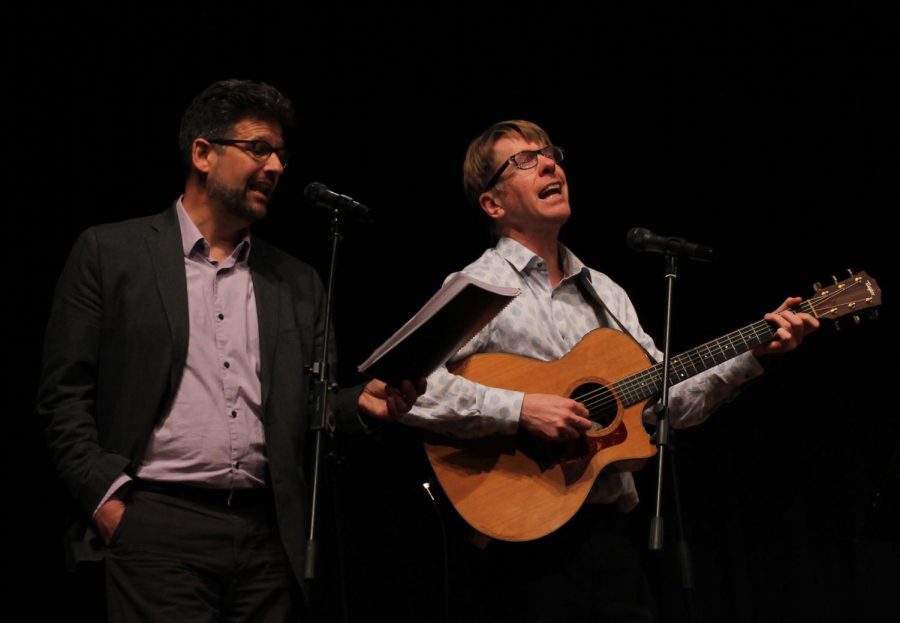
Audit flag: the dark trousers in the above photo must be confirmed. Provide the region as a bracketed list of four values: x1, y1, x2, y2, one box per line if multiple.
[105, 486, 304, 623]
[470, 505, 656, 623]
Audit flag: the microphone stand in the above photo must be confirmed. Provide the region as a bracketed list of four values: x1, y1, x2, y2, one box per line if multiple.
[648, 253, 696, 622]
[304, 203, 346, 583]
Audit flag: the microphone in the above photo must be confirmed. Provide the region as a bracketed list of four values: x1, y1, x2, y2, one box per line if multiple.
[304, 182, 370, 216]
[626, 227, 715, 262]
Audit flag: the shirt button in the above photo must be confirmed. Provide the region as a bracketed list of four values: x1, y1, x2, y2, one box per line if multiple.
[218, 313, 224, 320]
[230, 410, 237, 418]
[224, 361, 230, 369]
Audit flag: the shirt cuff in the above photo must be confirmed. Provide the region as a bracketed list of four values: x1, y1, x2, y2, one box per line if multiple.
[332, 383, 373, 436]
[482, 386, 524, 435]
[92, 473, 132, 518]
[725, 351, 766, 384]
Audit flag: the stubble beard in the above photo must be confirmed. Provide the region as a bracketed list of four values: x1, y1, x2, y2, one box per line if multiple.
[208, 178, 267, 223]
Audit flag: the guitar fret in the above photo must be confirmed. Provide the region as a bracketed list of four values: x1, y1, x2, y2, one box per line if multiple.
[616, 368, 659, 406]
[699, 342, 716, 368]
[721, 335, 737, 357]
[670, 357, 688, 383]
[690, 344, 714, 374]
[735, 328, 751, 352]
[707, 342, 723, 365]
[684, 351, 700, 376]
[718, 337, 734, 357]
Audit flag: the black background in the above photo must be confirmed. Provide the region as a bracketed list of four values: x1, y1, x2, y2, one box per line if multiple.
[11, 3, 896, 621]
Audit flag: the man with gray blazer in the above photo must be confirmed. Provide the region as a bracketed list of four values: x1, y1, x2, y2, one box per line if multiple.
[37, 79, 422, 622]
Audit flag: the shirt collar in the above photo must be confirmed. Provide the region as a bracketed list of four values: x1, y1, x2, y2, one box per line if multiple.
[495, 236, 591, 283]
[175, 197, 252, 262]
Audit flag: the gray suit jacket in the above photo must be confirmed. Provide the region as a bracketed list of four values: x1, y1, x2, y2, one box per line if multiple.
[37, 204, 366, 584]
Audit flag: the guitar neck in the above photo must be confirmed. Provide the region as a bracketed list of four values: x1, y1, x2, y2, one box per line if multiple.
[613, 300, 814, 407]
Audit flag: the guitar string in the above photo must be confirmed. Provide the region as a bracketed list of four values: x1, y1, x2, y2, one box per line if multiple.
[565, 282, 873, 418]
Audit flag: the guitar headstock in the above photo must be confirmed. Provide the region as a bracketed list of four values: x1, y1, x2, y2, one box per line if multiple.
[807, 270, 881, 324]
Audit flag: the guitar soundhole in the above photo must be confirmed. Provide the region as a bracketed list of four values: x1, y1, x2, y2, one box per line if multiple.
[573, 382, 617, 428]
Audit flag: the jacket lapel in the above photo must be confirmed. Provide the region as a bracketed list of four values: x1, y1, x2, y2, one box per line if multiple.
[147, 206, 190, 394]
[249, 246, 280, 408]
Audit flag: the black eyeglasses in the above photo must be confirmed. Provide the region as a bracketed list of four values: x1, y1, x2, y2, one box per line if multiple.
[483, 145, 564, 191]
[206, 138, 291, 169]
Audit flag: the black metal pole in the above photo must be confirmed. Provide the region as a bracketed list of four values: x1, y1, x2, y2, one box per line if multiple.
[305, 207, 343, 581]
[648, 253, 696, 622]
[649, 253, 677, 552]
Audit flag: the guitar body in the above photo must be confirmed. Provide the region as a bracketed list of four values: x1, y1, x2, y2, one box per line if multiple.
[424, 328, 658, 542]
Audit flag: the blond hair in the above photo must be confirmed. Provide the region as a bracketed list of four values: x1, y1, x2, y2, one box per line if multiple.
[462, 120, 551, 207]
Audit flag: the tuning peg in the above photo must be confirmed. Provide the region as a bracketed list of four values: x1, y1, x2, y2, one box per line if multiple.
[852, 314, 861, 325]
[867, 309, 879, 321]
[833, 320, 842, 331]
[832, 275, 839, 285]
[846, 269, 855, 278]
[813, 281, 823, 292]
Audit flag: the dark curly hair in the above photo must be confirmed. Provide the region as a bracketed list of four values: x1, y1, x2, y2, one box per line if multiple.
[178, 79, 295, 167]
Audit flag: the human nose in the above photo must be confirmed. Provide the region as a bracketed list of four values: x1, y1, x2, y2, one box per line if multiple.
[537, 152, 557, 175]
[263, 152, 286, 175]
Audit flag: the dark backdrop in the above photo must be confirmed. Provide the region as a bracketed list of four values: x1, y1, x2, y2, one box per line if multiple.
[10, 3, 896, 621]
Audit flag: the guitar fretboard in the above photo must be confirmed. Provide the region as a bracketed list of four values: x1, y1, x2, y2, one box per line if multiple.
[613, 300, 814, 406]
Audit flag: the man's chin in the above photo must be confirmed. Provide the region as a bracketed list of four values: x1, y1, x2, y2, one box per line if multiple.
[544, 204, 570, 224]
[246, 191, 273, 219]
[248, 202, 268, 220]
[229, 199, 267, 223]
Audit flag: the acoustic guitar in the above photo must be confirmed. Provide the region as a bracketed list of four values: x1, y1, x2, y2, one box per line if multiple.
[423, 271, 881, 541]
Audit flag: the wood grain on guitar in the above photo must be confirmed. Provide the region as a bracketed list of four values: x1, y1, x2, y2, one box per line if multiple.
[423, 271, 882, 542]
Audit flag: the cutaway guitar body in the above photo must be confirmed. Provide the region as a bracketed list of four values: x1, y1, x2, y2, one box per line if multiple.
[425, 329, 656, 542]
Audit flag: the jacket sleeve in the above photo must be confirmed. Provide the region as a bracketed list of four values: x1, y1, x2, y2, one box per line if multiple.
[36, 229, 130, 517]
